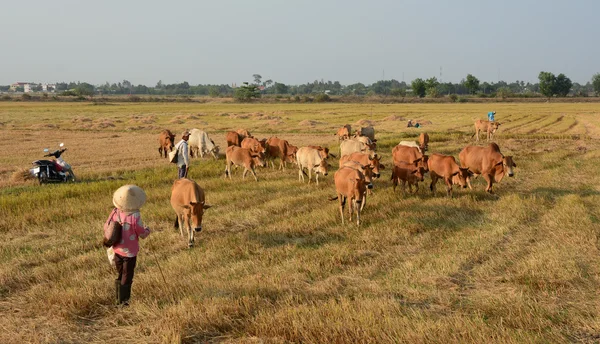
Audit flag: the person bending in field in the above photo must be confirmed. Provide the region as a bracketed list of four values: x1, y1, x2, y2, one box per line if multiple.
[488, 111, 496, 122]
[105, 184, 151, 306]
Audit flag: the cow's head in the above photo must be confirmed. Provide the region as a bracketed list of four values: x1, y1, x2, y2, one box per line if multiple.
[168, 133, 175, 149]
[413, 155, 429, 172]
[315, 159, 330, 176]
[251, 152, 267, 168]
[490, 122, 500, 133]
[451, 167, 473, 188]
[189, 202, 211, 232]
[369, 154, 385, 178]
[503, 156, 516, 177]
[353, 177, 367, 202]
[412, 167, 426, 182]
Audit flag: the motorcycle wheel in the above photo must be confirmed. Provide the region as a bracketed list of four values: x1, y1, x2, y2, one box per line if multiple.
[38, 172, 48, 185]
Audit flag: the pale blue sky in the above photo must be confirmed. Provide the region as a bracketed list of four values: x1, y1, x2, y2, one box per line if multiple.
[1, 0, 598, 86]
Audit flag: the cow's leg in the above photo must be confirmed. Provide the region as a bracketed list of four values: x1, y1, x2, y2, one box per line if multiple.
[444, 178, 453, 198]
[316, 172, 319, 186]
[308, 168, 312, 184]
[225, 160, 232, 179]
[484, 174, 494, 193]
[339, 194, 345, 224]
[355, 200, 361, 226]
[250, 167, 259, 182]
[178, 214, 185, 237]
[360, 192, 366, 212]
[348, 198, 354, 223]
[158, 147, 163, 157]
[298, 166, 304, 182]
[242, 168, 248, 179]
[430, 175, 438, 195]
[475, 127, 480, 142]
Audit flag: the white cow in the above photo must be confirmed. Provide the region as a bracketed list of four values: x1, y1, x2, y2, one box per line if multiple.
[398, 141, 423, 153]
[297, 146, 331, 185]
[189, 129, 219, 160]
[340, 138, 375, 158]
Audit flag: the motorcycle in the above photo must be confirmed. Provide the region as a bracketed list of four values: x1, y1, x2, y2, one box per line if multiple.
[30, 143, 76, 184]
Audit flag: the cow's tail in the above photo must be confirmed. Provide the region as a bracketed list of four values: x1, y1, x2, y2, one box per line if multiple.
[328, 196, 338, 201]
[173, 216, 179, 229]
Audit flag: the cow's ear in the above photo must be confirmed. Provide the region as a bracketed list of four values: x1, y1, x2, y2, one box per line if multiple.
[203, 204, 211, 210]
[379, 164, 385, 170]
[372, 139, 377, 142]
[512, 162, 517, 167]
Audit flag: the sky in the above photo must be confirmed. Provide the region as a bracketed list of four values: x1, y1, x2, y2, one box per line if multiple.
[1, 0, 598, 86]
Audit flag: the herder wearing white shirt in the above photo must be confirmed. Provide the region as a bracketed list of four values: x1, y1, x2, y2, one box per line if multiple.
[175, 130, 191, 178]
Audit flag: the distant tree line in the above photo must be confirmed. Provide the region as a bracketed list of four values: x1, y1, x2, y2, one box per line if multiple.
[2, 72, 600, 99]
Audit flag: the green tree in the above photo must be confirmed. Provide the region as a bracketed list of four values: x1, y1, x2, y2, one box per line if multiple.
[425, 77, 439, 90]
[273, 82, 288, 94]
[208, 86, 220, 97]
[592, 74, 600, 96]
[252, 74, 262, 85]
[234, 83, 261, 101]
[554, 73, 572, 97]
[74, 82, 95, 96]
[464, 74, 480, 94]
[538, 71, 557, 97]
[411, 78, 426, 98]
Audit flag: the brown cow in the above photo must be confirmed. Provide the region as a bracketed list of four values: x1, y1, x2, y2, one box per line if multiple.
[226, 131, 242, 147]
[225, 146, 266, 182]
[335, 124, 352, 142]
[171, 178, 211, 248]
[236, 128, 252, 139]
[339, 152, 385, 179]
[329, 167, 368, 226]
[308, 145, 336, 160]
[241, 137, 267, 154]
[419, 132, 430, 152]
[459, 143, 516, 193]
[266, 137, 296, 170]
[391, 162, 426, 195]
[340, 160, 374, 211]
[392, 145, 429, 172]
[473, 120, 500, 142]
[158, 129, 175, 158]
[427, 153, 472, 197]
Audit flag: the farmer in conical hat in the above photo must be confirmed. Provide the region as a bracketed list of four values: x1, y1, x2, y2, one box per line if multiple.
[105, 184, 151, 306]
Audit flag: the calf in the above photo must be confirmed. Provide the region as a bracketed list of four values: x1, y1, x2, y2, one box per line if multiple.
[473, 120, 501, 142]
[391, 162, 426, 196]
[427, 153, 472, 198]
[297, 146, 331, 185]
[158, 129, 175, 158]
[335, 124, 352, 142]
[459, 143, 516, 193]
[329, 167, 368, 226]
[225, 146, 266, 182]
[340, 160, 374, 211]
[170, 178, 211, 248]
[241, 137, 267, 155]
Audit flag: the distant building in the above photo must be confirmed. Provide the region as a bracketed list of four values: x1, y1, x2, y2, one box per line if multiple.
[42, 84, 56, 92]
[10, 82, 32, 91]
[9, 82, 55, 93]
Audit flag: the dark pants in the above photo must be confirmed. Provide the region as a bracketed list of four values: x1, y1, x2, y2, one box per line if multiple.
[178, 165, 187, 179]
[114, 253, 137, 304]
[115, 253, 137, 285]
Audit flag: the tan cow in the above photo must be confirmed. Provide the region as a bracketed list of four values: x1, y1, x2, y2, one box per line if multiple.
[188, 129, 219, 159]
[266, 137, 296, 170]
[170, 178, 211, 248]
[340, 138, 376, 158]
[297, 146, 331, 185]
[392, 145, 429, 172]
[308, 145, 336, 160]
[427, 153, 472, 198]
[419, 132, 430, 152]
[335, 124, 352, 142]
[339, 152, 385, 179]
[398, 141, 422, 153]
[340, 160, 374, 211]
[158, 129, 175, 158]
[473, 120, 500, 142]
[225, 146, 266, 182]
[329, 167, 368, 226]
[241, 137, 267, 154]
[391, 162, 426, 195]
[459, 143, 516, 193]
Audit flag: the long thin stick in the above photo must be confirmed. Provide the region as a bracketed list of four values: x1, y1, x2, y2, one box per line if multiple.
[147, 249, 167, 285]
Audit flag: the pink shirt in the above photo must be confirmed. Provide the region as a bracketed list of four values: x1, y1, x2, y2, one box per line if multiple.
[106, 209, 150, 257]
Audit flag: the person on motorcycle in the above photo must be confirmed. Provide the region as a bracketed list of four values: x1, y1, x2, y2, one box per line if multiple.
[105, 185, 151, 306]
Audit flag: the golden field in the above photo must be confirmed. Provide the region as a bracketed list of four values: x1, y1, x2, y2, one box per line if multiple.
[1, 101, 599, 343]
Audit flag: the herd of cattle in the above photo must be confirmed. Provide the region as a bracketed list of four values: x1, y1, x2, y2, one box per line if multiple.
[158, 119, 516, 245]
